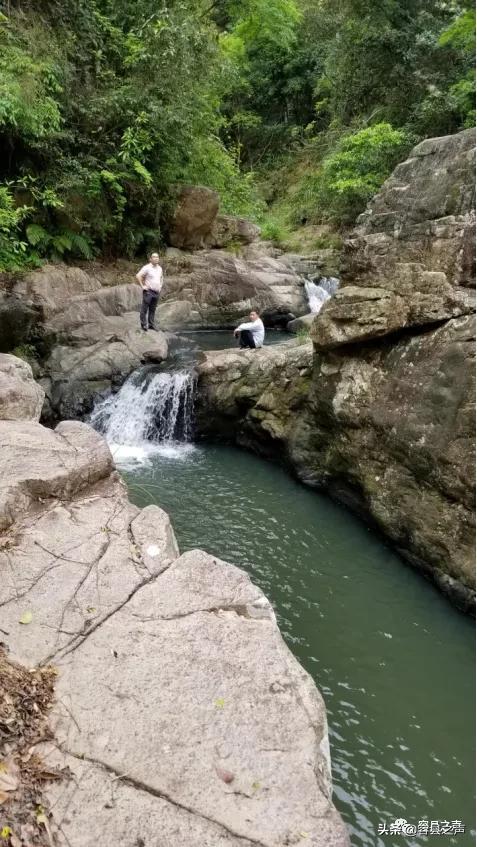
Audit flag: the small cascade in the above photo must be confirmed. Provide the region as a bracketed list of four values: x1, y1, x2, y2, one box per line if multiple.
[90, 367, 196, 463]
[305, 276, 340, 314]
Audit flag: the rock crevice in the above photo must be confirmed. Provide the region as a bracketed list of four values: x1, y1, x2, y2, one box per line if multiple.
[197, 130, 476, 611]
[0, 353, 349, 846]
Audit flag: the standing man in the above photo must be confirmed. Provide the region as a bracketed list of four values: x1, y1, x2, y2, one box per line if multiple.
[234, 310, 265, 349]
[136, 252, 164, 331]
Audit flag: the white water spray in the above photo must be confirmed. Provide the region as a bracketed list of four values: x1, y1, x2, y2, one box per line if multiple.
[305, 277, 340, 314]
[90, 368, 196, 465]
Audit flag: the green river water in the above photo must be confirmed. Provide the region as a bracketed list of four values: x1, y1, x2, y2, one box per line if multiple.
[91, 331, 475, 846]
[123, 444, 475, 847]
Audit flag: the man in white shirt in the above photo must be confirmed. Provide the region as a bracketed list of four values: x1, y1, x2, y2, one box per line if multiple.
[136, 252, 164, 331]
[234, 310, 265, 349]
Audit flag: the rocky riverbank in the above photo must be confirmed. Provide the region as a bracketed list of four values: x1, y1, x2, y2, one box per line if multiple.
[0, 236, 320, 421]
[197, 129, 476, 612]
[0, 352, 349, 846]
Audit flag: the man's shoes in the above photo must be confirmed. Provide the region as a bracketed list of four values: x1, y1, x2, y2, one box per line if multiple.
[141, 326, 148, 332]
[148, 326, 158, 331]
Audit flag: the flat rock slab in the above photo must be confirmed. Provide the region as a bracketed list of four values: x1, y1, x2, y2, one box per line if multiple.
[44, 550, 347, 846]
[0, 381, 349, 846]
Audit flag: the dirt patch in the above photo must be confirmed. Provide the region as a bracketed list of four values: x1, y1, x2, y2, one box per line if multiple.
[0, 648, 63, 846]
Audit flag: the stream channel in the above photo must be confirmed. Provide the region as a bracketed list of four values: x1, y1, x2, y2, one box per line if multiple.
[90, 330, 476, 847]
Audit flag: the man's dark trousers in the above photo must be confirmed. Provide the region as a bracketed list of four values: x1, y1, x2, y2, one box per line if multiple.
[239, 329, 256, 349]
[140, 289, 159, 330]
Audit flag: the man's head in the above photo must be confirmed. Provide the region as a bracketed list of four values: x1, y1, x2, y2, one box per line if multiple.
[250, 310, 259, 321]
[150, 252, 160, 266]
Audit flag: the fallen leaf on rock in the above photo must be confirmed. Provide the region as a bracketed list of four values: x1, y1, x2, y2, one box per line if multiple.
[215, 767, 235, 784]
[1, 826, 12, 839]
[18, 611, 33, 625]
[0, 762, 18, 792]
[214, 698, 225, 709]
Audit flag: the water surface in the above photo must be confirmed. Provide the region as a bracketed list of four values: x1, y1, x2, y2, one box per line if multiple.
[122, 444, 475, 847]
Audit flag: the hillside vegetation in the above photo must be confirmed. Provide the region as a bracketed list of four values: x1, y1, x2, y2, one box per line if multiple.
[0, 0, 474, 268]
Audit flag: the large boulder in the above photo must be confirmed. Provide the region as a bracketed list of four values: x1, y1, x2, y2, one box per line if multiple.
[313, 128, 475, 349]
[168, 185, 220, 249]
[197, 341, 313, 447]
[206, 214, 261, 248]
[3, 265, 168, 421]
[0, 353, 45, 421]
[287, 313, 315, 332]
[197, 130, 476, 611]
[40, 315, 168, 420]
[0, 411, 349, 846]
[161, 248, 307, 328]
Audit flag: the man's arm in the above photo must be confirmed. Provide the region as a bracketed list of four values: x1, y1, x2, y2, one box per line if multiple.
[136, 267, 147, 287]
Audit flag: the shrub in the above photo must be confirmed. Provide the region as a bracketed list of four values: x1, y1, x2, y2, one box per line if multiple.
[313, 124, 412, 226]
[0, 187, 31, 271]
[290, 124, 412, 228]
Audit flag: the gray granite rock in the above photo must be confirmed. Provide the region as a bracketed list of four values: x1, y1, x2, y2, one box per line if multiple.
[0, 389, 349, 846]
[196, 130, 476, 612]
[0, 353, 45, 420]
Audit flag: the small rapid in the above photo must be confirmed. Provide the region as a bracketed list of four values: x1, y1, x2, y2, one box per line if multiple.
[90, 366, 196, 465]
[305, 276, 340, 314]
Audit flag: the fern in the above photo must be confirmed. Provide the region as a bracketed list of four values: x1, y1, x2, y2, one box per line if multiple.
[51, 233, 72, 253]
[69, 232, 93, 259]
[26, 223, 49, 246]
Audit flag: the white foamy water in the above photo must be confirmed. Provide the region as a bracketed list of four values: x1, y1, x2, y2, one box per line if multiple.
[90, 368, 196, 466]
[305, 277, 340, 314]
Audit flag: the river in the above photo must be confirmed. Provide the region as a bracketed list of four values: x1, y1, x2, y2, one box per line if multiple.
[90, 332, 476, 846]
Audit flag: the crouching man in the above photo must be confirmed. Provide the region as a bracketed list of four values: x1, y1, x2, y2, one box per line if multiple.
[136, 251, 163, 331]
[234, 310, 265, 349]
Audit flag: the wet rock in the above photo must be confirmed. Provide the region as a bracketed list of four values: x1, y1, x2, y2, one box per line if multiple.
[197, 342, 313, 449]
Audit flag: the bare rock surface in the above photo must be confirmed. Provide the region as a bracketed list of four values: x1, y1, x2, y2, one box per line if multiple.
[0, 355, 349, 846]
[313, 128, 476, 349]
[197, 130, 476, 611]
[206, 214, 261, 248]
[0, 353, 45, 420]
[161, 247, 307, 329]
[0, 239, 309, 419]
[2, 267, 168, 420]
[168, 185, 220, 249]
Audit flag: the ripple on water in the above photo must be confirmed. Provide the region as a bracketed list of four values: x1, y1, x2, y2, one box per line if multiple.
[123, 444, 476, 847]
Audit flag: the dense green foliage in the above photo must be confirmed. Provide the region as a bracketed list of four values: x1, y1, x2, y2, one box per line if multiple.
[0, 0, 474, 267]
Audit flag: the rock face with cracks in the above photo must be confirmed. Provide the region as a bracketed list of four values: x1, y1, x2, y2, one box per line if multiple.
[197, 130, 476, 612]
[0, 243, 308, 420]
[0, 355, 349, 847]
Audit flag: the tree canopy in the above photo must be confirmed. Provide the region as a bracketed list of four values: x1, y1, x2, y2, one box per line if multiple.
[0, 0, 474, 268]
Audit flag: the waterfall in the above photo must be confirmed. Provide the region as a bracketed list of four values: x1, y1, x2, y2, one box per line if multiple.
[90, 367, 196, 464]
[305, 276, 340, 314]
